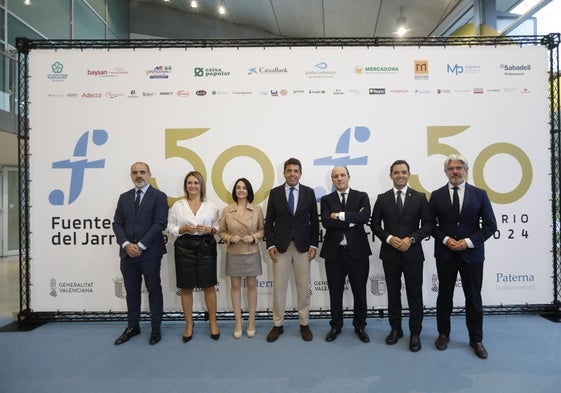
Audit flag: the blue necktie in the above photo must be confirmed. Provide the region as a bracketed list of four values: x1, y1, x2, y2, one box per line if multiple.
[288, 187, 295, 216]
[135, 189, 142, 212]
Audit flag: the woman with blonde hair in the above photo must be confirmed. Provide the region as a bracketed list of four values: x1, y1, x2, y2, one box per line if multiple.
[168, 171, 220, 342]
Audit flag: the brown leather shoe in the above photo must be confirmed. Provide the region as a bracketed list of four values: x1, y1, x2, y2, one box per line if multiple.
[435, 334, 449, 350]
[470, 341, 488, 359]
[266, 326, 284, 342]
[409, 335, 421, 352]
[300, 325, 313, 341]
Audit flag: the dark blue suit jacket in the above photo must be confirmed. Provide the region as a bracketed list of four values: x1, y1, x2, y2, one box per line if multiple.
[113, 185, 168, 259]
[371, 187, 432, 263]
[320, 189, 371, 260]
[264, 183, 319, 253]
[429, 183, 497, 264]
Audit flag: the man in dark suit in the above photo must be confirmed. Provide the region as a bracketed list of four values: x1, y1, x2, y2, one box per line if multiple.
[371, 160, 432, 352]
[320, 166, 372, 343]
[429, 154, 497, 359]
[112, 161, 168, 346]
[264, 157, 319, 342]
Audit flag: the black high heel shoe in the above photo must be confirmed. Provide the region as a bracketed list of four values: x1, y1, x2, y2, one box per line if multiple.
[210, 324, 220, 341]
[183, 322, 194, 343]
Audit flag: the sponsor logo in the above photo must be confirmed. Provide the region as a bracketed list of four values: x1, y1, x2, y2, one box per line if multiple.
[114, 277, 148, 299]
[355, 65, 399, 75]
[142, 91, 156, 97]
[332, 89, 344, 95]
[232, 90, 253, 95]
[370, 274, 386, 296]
[194, 67, 231, 77]
[305, 62, 336, 78]
[127, 90, 139, 98]
[293, 89, 306, 95]
[414, 60, 429, 80]
[48, 62, 68, 82]
[49, 129, 108, 205]
[48, 93, 64, 98]
[82, 92, 103, 98]
[414, 89, 431, 94]
[495, 272, 536, 291]
[389, 89, 409, 94]
[105, 91, 124, 99]
[49, 278, 94, 297]
[196, 90, 207, 96]
[159, 91, 174, 96]
[211, 90, 228, 95]
[446, 64, 481, 75]
[437, 89, 451, 94]
[248, 66, 288, 75]
[146, 66, 172, 79]
[177, 90, 190, 97]
[473, 88, 484, 94]
[501, 63, 531, 76]
[66, 93, 79, 98]
[308, 89, 326, 94]
[88, 68, 128, 78]
[369, 88, 385, 95]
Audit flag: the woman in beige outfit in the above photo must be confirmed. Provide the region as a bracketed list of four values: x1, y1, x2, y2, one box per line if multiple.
[218, 178, 264, 338]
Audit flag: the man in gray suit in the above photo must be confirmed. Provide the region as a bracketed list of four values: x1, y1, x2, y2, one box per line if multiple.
[112, 161, 168, 346]
[264, 158, 319, 342]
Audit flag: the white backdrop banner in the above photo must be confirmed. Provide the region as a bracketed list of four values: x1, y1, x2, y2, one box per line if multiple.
[27, 44, 552, 313]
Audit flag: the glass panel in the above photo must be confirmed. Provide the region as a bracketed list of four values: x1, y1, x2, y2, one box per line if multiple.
[0, 55, 17, 113]
[87, 0, 106, 19]
[7, 14, 42, 47]
[108, 0, 129, 39]
[75, 0, 105, 39]
[8, 0, 70, 39]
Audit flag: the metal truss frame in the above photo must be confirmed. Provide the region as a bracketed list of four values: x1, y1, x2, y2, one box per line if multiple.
[15, 34, 560, 324]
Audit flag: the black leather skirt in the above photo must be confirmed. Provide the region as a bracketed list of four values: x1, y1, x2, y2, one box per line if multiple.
[174, 234, 217, 289]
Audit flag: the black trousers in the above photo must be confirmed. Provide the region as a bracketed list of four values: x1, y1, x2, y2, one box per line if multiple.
[382, 251, 424, 335]
[436, 253, 484, 342]
[325, 246, 369, 331]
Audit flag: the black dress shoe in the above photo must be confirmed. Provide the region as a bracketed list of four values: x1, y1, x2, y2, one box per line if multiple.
[266, 326, 284, 342]
[325, 328, 341, 342]
[114, 327, 140, 345]
[385, 328, 404, 345]
[435, 334, 449, 350]
[470, 341, 488, 359]
[354, 328, 370, 343]
[409, 335, 422, 352]
[149, 328, 161, 345]
[183, 322, 194, 343]
[300, 325, 313, 342]
[210, 331, 220, 341]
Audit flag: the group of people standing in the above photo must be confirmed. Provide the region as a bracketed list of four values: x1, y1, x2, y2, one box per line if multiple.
[111, 154, 497, 360]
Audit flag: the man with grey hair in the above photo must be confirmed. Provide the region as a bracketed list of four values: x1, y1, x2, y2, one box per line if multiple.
[429, 154, 497, 359]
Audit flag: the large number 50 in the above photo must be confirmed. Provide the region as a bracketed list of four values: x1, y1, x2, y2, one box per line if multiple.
[408, 126, 533, 204]
[152, 128, 274, 205]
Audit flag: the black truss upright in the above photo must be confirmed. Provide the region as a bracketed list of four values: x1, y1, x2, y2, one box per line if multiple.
[15, 34, 561, 323]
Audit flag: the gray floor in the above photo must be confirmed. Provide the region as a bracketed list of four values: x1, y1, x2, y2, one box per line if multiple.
[1, 256, 560, 393]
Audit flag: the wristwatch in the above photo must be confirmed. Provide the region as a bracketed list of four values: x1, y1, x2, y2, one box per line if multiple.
[409, 237, 416, 244]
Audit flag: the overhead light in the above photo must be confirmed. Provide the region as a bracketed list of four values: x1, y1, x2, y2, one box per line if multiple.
[24, 0, 31, 5]
[190, 1, 198, 8]
[218, 4, 226, 15]
[395, 6, 410, 37]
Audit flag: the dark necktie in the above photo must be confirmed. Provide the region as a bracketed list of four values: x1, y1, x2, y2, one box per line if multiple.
[452, 186, 460, 220]
[288, 187, 295, 216]
[135, 189, 142, 212]
[340, 192, 346, 211]
[396, 190, 403, 214]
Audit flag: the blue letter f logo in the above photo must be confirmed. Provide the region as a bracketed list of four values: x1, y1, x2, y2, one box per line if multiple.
[49, 129, 109, 205]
